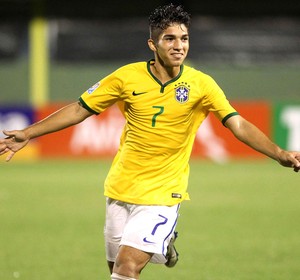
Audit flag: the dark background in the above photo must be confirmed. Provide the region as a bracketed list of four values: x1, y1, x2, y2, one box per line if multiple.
[1, 0, 300, 63]
[1, 0, 300, 19]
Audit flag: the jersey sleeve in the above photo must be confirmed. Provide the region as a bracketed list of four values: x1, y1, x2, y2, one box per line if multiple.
[201, 74, 238, 124]
[79, 69, 124, 114]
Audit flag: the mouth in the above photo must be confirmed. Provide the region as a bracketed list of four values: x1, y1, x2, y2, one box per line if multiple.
[171, 53, 184, 59]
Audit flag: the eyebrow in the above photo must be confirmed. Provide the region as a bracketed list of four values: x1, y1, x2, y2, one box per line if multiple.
[163, 34, 189, 38]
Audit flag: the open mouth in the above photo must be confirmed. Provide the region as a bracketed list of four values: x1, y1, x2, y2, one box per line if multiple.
[171, 53, 183, 59]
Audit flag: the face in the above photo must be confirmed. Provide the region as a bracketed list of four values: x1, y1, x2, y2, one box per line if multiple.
[148, 23, 189, 68]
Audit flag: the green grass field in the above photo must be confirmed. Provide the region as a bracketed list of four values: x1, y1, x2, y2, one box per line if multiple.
[0, 159, 299, 280]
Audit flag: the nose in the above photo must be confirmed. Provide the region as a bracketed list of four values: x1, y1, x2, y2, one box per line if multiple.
[173, 39, 183, 50]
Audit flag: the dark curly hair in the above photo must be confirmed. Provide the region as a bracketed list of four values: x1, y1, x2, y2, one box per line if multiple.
[148, 3, 191, 42]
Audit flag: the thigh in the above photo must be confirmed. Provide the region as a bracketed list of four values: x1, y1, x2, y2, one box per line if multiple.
[121, 203, 180, 263]
[104, 198, 129, 262]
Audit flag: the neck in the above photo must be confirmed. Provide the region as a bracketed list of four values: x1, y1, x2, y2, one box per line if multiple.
[151, 60, 181, 84]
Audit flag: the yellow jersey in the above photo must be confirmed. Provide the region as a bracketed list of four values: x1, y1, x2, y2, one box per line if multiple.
[79, 60, 238, 205]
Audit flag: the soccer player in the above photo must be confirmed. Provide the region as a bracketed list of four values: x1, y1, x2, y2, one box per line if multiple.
[1, 4, 299, 280]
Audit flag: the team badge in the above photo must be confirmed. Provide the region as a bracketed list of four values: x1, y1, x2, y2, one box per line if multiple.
[174, 82, 190, 104]
[87, 82, 100, 94]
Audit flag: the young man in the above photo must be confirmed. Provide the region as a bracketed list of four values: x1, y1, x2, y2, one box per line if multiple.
[1, 4, 299, 280]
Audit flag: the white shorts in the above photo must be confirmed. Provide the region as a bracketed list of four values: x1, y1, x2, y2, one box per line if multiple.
[104, 198, 180, 264]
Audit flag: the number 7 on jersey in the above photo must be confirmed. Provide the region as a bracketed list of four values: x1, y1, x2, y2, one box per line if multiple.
[152, 106, 164, 127]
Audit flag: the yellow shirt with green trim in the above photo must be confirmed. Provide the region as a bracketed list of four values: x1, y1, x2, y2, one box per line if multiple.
[79, 60, 238, 206]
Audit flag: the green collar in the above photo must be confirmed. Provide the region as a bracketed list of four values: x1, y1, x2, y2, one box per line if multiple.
[147, 59, 184, 93]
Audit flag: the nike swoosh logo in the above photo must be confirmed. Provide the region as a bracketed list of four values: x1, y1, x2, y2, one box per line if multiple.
[132, 91, 148, 96]
[143, 237, 155, 244]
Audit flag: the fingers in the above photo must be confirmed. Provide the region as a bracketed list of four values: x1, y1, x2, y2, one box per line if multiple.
[1, 131, 18, 161]
[293, 155, 300, 172]
[0, 147, 8, 156]
[0, 135, 10, 154]
[5, 151, 15, 162]
[2, 130, 15, 138]
[291, 153, 300, 172]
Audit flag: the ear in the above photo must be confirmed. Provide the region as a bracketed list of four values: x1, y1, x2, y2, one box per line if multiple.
[148, 39, 157, 52]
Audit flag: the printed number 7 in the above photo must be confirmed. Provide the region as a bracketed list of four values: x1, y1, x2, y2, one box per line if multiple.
[152, 106, 164, 127]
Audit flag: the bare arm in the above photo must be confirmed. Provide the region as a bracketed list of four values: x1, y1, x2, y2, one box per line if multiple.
[23, 101, 93, 139]
[225, 115, 300, 172]
[0, 102, 93, 161]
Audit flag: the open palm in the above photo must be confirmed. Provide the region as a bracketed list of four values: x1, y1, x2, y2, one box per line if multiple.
[0, 130, 30, 161]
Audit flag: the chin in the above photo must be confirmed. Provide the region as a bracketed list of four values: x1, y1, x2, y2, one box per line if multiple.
[173, 61, 184, 67]
[168, 60, 184, 67]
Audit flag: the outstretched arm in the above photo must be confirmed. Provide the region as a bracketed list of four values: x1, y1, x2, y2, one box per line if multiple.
[225, 115, 300, 172]
[0, 102, 93, 161]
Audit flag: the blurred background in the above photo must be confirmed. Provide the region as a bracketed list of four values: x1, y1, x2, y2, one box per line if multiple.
[0, 0, 300, 159]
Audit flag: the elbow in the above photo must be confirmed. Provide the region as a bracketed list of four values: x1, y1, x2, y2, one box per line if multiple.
[225, 115, 248, 141]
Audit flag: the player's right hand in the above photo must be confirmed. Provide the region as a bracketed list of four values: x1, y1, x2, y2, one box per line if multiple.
[0, 130, 30, 162]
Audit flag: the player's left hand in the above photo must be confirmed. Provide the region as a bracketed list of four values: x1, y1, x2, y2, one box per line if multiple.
[294, 155, 300, 172]
[278, 151, 300, 172]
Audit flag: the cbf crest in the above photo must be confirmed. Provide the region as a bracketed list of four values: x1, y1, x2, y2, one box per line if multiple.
[174, 82, 190, 104]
